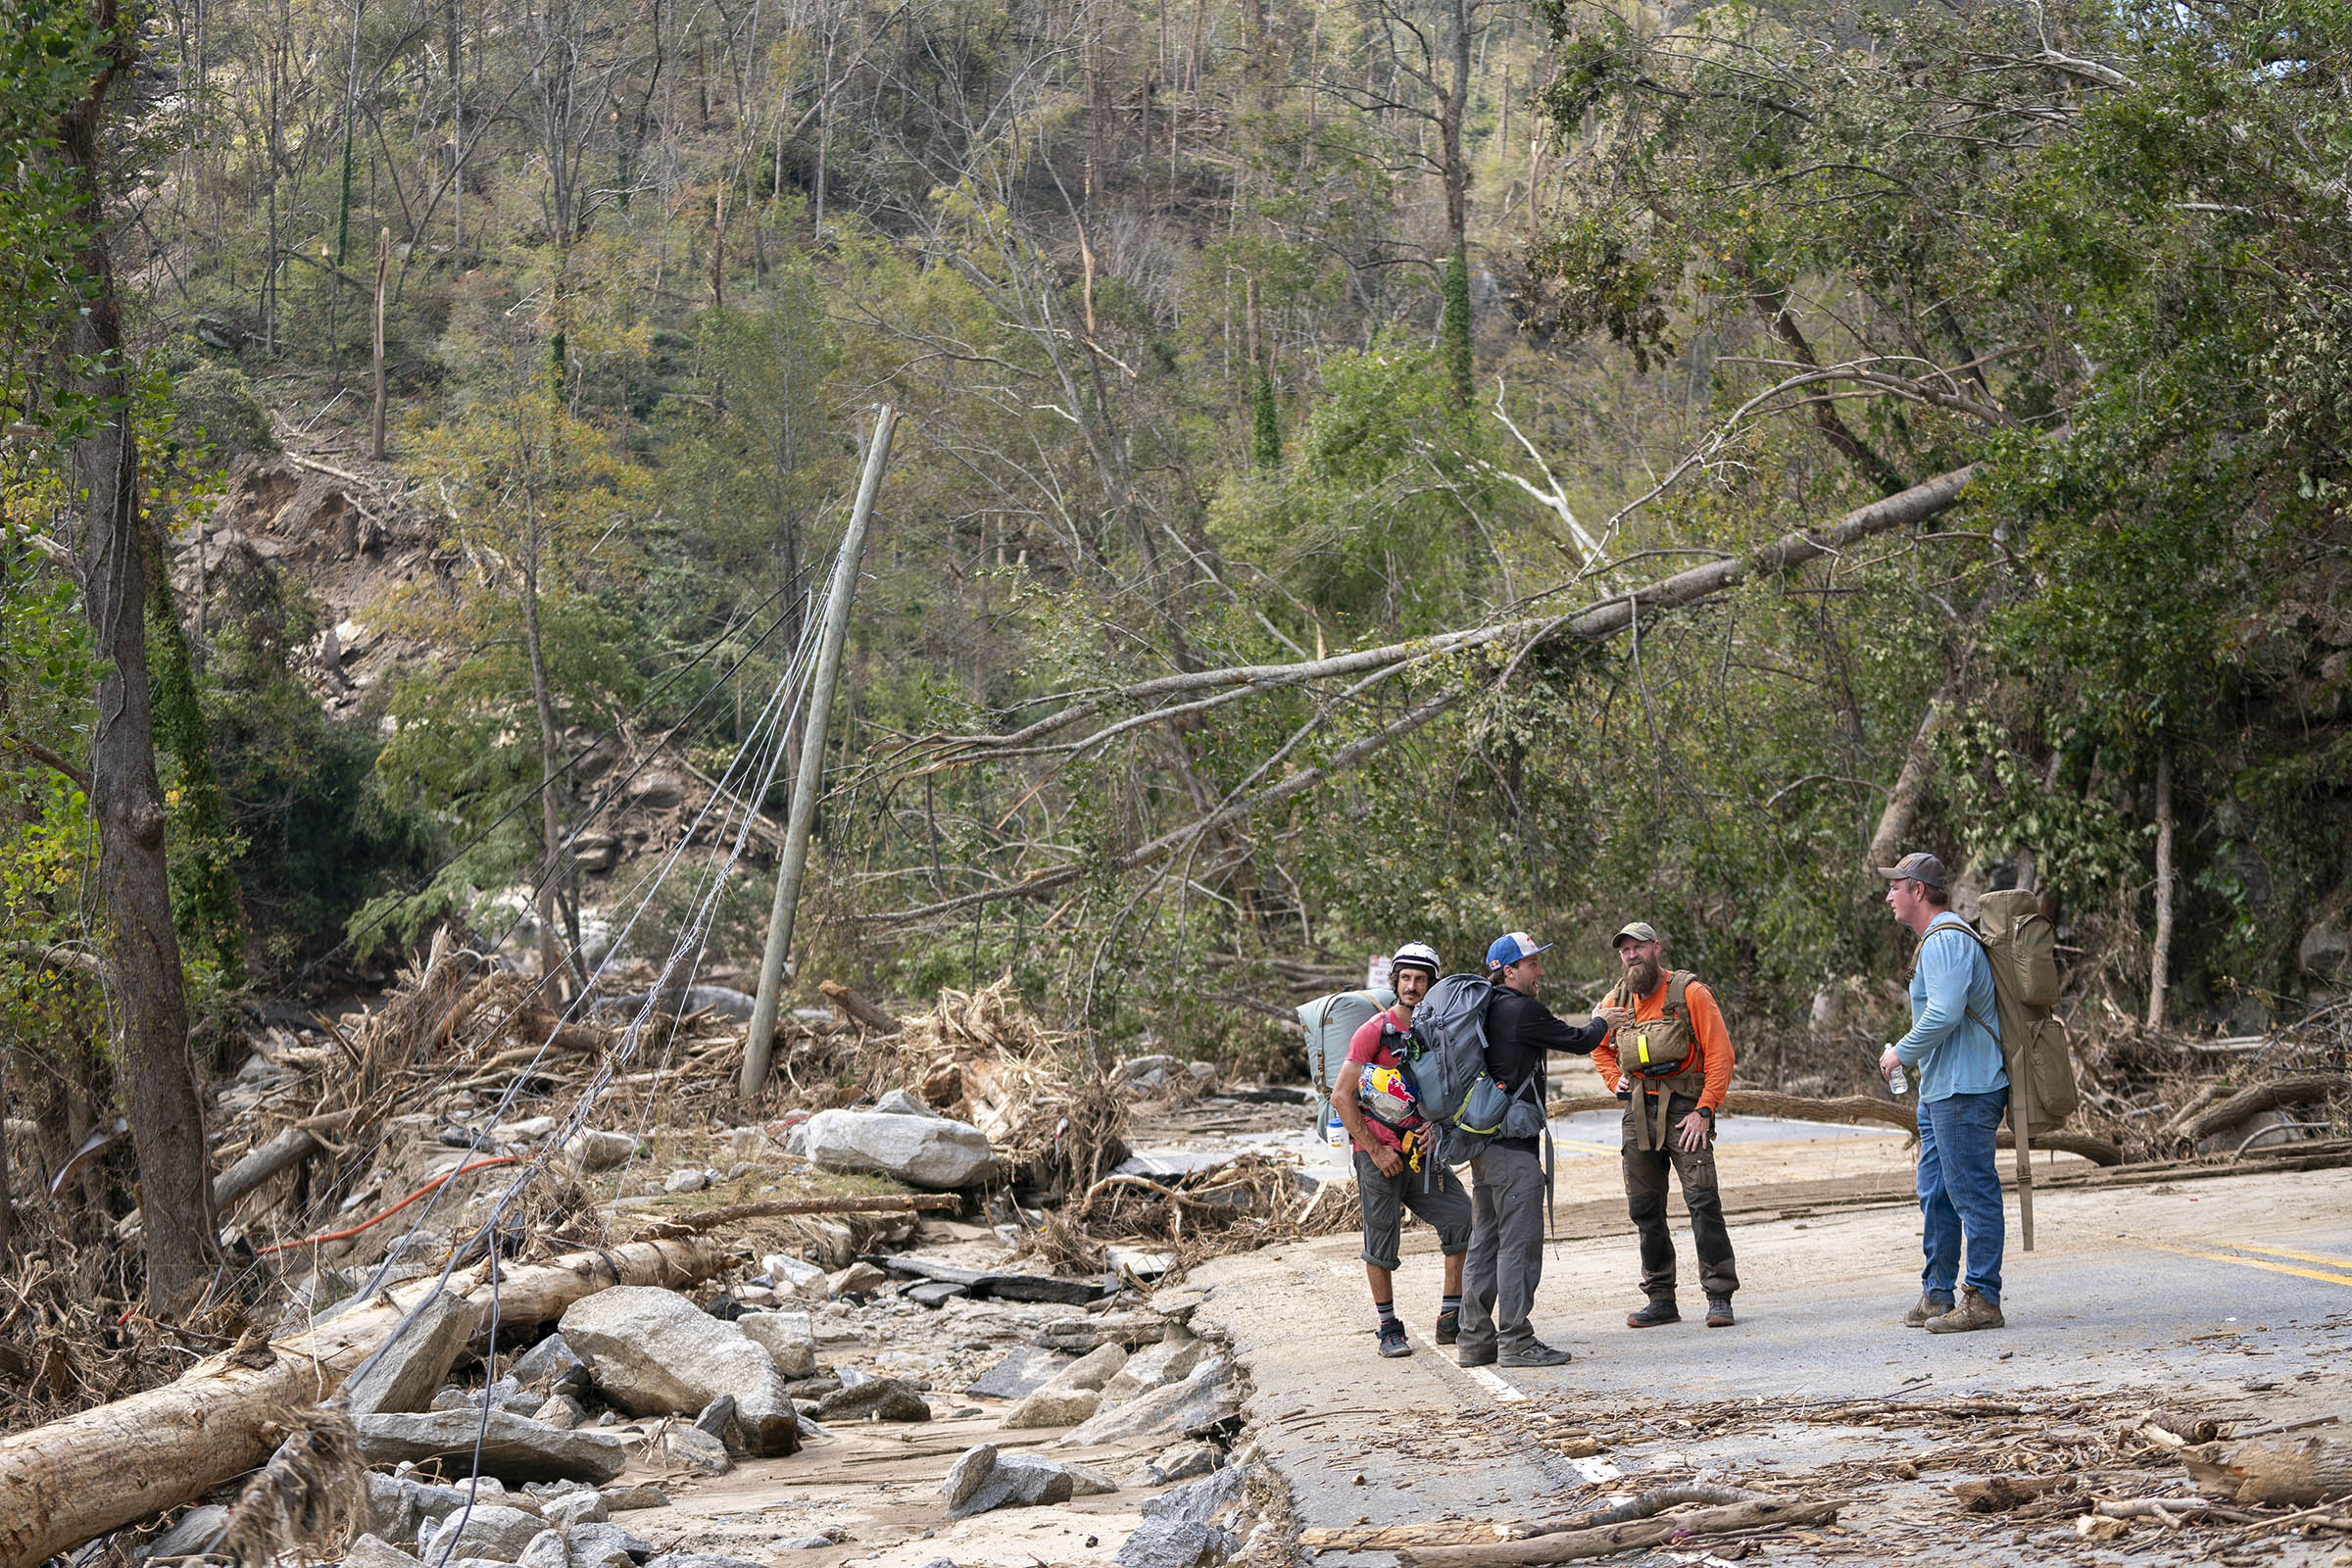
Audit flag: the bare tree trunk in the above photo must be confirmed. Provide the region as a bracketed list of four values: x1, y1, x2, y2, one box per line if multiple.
[61, 2, 220, 1310]
[370, 225, 389, 460]
[520, 496, 575, 999]
[1866, 665, 1962, 872]
[2147, 745, 2174, 1030]
[0, 1053, 14, 1260]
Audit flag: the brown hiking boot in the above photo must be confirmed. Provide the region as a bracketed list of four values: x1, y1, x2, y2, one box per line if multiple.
[1902, 1294, 1954, 1328]
[1925, 1287, 2004, 1334]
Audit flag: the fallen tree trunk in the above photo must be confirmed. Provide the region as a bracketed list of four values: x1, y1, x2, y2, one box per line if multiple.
[211, 1126, 325, 1213]
[1545, 1090, 2123, 1165]
[634, 1192, 959, 1237]
[1396, 1496, 1845, 1567]
[820, 980, 904, 1035]
[0, 1235, 723, 1568]
[2176, 1076, 2344, 1145]
[2184, 1433, 2352, 1506]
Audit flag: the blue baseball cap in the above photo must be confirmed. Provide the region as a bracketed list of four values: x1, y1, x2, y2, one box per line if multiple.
[1486, 931, 1550, 969]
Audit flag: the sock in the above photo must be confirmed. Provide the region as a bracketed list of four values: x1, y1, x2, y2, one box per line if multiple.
[1441, 1295, 1462, 1316]
[1374, 1298, 1400, 1329]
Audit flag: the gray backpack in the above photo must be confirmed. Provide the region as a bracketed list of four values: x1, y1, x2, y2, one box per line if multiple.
[1411, 973, 1548, 1156]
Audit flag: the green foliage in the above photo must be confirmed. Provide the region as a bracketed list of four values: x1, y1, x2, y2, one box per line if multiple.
[1250, 365, 1281, 470]
[167, 358, 278, 459]
[1439, 245, 1474, 408]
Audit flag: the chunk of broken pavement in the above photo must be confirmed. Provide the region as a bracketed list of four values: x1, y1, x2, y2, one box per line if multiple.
[421, 1505, 547, 1564]
[1002, 1387, 1101, 1429]
[965, 1346, 1072, 1400]
[735, 1313, 817, 1380]
[559, 1287, 800, 1455]
[1060, 1357, 1237, 1447]
[342, 1293, 483, 1417]
[813, 1376, 930, 1422]
[803, 1107, 996, 1190]
[942, 1445, 1118, 1519]
[354, 1409, 631, 1484]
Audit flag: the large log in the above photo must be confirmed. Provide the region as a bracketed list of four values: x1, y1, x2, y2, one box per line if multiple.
[1545, 1090, 2122, 1165]
[2184, 1433, 2352, 1506]
[1396, 1496, 1844, 1567]
[0, 1236, 723, 1568]
[2176, 1076, 2343, 1144]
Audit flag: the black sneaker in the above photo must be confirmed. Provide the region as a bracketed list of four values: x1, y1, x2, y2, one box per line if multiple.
[1498, 1341, 1573, 1368]
[1377, 1320, 1412, 1357]
[1705, 1297, 1736, 1328]
[1627, 1298, 1681, 1328]
[1435, 1308, 1460, 1345]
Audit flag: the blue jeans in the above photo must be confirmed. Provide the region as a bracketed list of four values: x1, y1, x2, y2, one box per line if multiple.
[1917, 1088, 2007, 1306]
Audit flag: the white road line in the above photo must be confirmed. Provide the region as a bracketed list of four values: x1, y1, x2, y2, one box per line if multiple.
[1327, 1262, 1531, 1405]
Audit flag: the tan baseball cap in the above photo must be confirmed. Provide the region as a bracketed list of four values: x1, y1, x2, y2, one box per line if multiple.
[1611, 921, 1661, 948]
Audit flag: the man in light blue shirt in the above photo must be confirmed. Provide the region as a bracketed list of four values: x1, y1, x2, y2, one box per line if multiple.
[1877, 852, 2009, 1334]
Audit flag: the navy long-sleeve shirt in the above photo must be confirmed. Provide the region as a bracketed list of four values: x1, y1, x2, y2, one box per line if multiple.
[1485, 988, 1607, 1152]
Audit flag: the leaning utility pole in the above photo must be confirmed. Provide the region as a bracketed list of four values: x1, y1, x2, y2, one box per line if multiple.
[741, 406, 896, 1096]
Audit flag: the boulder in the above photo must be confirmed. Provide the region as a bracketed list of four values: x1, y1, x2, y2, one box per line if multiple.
[1143, 1442, 1222, 1487]
[1036, 1313, 1163, 1352]
[563, 1524, 650, 1568]
[533, 1396, 587, 1430]
[813, 1377, 930, 1422]
[421, 1504, 546, 1564]
[659, 1424, 731, 1474]
[1045, 1343, 1128, 1392]
[965, 1346, 1073, 1400]
[519, 1531, 568, 1568]
[598, 1485, 672, 1513]
[1060, 1358, 1238, 1448]
[345, 1535, 424, 1568]
[942, 1445, 1118, 1519]
[827, 1261, 889, 1298]
[1002, 1387, 1101, 1429]
[1102, 1331, 1203, 1401]
[2299, 922, 2350, 980]
[342, 1292, 483, 1417]
[873, 1088, 937, 1117]
[736, 1314, 817, 1380]
[353, 1409, 631, 1484]
[803, 1108, 997, 1190]
[542, 1491, 608, 1528]
[662, 1169, 711, 1195]
[563, 1131, 641, 1174]
[560, 1287, 800, 1455]
[512, 1333, 586, 1389]
[1114, 1465, 1250, 1568]
[760, 1254, 829, 1298]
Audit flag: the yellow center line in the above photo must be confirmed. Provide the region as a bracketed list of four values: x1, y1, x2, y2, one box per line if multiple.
[2225, 1239, 2352, 1271]
[2130, 1236, 2352, 1290]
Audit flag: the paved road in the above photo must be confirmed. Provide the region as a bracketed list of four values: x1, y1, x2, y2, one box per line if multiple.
[1178, 1163, 2352, 1567]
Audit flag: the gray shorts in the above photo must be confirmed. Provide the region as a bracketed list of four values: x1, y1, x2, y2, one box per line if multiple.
[1353, 1148, 1473, 1270]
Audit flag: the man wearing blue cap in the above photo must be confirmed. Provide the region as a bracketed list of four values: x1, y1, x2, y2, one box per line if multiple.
[1455, 931, 1618, 1368]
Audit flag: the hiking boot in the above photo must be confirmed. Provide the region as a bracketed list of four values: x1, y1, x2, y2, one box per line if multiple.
[1705, 1297, 1735, 1328]
[1455, 1344, 1497, 1368]
[1498, 1341, 1573, 1368]
[1434, 1308, 1460, 1346]
[1377, 1320, 1413, 1357]
[1902, 1293, 1955, 1328]
[1626, 1298, 1681, 1329]
[1925, 1287, 2004, 1334]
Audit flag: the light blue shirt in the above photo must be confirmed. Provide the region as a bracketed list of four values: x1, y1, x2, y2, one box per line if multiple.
[1894, 911, 2008, 1103]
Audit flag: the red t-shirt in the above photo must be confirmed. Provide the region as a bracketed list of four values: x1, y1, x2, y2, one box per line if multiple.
[1344, 1005, 1414, 1150]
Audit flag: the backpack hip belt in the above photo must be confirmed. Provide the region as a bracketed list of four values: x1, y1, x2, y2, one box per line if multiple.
[1627, 1068, 1708, 1152]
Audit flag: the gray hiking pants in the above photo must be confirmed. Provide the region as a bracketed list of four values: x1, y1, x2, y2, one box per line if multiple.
[1456, 1143, 1546, 1356]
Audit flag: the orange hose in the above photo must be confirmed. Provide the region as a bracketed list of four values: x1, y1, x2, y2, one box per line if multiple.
[255, 1155, 521, 1257]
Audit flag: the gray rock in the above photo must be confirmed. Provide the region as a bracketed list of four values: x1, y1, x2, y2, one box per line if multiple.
[344, 1293, 484, 1417]
[533, 1395, 587, 1430]
[2197, 1106, 2311, 1155]
[1002, 1387, 1100, 1429]
[598, 1485, 671, 1512]
[542, 1491, 608, 1528]
[813, 1376, 930, 1423]
[643, 1555, 766, 1568]
[422, 1504, 547, 1564]
[344, 1534, 423, 1568]
[942, 1446, 1113, 1518]
[511, 1334, 586, 1389]
[1102, 1331, 1203, 1401]
[1144, 1463, 1250, 1529]
[139, 1504, 229, 1561]
[559, 1287, 800, 1455]
[662, 1168, 711, 1194]
[364, 1475, 420, 1545]
[693, 1395, 738, 1446]
[905, 1281, 968, 1308]
[827, 1261, 889, 1298]
[1059, 1357, 1237, 1447]
[965, 1346, 1073, 1400]
[563, 1131, 640, 1174]
[1036, 1312, 1163, 1352]
[659, 1424, 731, 1474]
[771, 1538, 835, 1551]
[1144, 1442, 1222, 1486]
[943, 1445, 999, 1510]
[1045, 1342, 1127, 1392]
[735, 1314, 817, 1380]
[1112, 1054, 1176, 1085]
[803, 1108, 997, 1190]
[2300, 922, 2349, 979]
[1114, 1519, 1235, 1568]
[873, 1088, 938, 1117]
[760, 1254, 829, 1297]
[562, 1524, 649, 1568]
[355, 1410, 631, 1484]
[518, 1531, 569, 1568]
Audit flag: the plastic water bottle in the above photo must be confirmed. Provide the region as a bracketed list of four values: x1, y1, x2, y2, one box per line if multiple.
[1883, 1046, 1909, 1098]
[1324, 1105, 1348, 1150]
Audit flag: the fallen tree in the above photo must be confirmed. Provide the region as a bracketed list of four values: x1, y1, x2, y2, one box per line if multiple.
[1396, 1494, 1845, 1566]
[2175, 1076, 2344, 1146]
[1545, 1089, 2123, 1166]
[0, 1235, 724, 1568]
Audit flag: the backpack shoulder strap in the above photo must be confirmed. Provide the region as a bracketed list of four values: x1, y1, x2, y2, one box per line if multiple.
[1665, 970, 1694, 1020]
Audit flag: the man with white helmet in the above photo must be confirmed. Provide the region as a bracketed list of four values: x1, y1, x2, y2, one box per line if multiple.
[1331, 941, 1470, 1357]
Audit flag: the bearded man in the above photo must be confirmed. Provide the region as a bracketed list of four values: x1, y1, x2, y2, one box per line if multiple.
[1591, 922, 1740, 1329]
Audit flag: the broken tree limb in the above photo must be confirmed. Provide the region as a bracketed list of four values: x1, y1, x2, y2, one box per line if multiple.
[211, 1126, 325, 1213]
[0, 1235, 724, 1568]
[819, 980, 905, 1035]
[2183, 1433, 2352, 1506]
[1544, 1089, 2123, 1165]
[632, 1192, 958, 1238]
[1396, 1496, 1845, 1567]
[2176, 1076, 2344, 1144]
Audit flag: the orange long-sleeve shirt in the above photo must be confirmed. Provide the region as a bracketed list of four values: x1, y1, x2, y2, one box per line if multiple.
[1592, 973, 1735, 1112]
